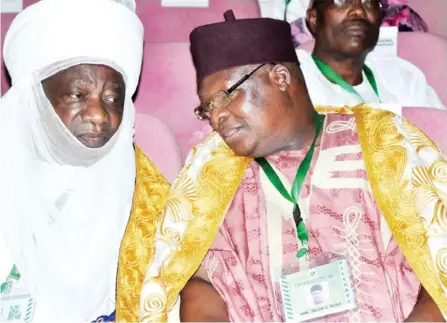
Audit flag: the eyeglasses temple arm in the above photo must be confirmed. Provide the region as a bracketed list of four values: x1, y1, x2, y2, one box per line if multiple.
[226, 63, 268, 94]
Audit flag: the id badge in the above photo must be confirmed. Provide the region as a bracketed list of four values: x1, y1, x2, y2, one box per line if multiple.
[280, 258, 356, 322]
[0, 293, 35, 322]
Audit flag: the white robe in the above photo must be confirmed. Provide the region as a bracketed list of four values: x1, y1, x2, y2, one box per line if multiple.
[0, 0, 144, 321]
[297, 49, 446, 111]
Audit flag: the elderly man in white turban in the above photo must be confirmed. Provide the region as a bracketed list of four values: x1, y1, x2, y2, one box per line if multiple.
[0, 0, 177, 321]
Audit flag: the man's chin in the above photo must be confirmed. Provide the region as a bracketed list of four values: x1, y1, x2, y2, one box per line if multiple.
[342, 39, 376, 56]
[225, 141, 255, 158]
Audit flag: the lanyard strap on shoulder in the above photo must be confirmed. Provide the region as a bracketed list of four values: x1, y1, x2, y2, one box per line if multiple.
[312, 53, 380, 103]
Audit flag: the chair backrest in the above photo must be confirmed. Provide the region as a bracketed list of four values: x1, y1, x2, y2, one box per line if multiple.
[134, 43, 204, 159]
[134, 112, 182, 183]
[297, 32, 447, 107]
[407, 0, 447, 40]
[397, 32, 447, 107]
[402, 107, 447, 154]
[137, 0, 261, 43]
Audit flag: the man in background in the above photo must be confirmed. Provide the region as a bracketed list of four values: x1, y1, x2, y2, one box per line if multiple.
[297, 0, 445, 110]
[133, 9, 447, 323]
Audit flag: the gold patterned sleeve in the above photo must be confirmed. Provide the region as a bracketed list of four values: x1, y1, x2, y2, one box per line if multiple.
[132, 134, 251, 322]
[353, 104, 447, 319]
[116, 146, 172, 322]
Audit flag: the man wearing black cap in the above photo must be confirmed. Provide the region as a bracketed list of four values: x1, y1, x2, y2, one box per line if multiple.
[175, 9, 447, 323]
[298, 0, 445, 110]
[116, 9, 447, 323]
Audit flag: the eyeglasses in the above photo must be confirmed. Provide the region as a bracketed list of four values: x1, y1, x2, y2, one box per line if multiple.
[194, 63, 268, 121]
[313, 0, 382, 10]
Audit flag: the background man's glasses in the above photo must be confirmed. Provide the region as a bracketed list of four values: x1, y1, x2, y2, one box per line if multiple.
[313, 0, 382, 10]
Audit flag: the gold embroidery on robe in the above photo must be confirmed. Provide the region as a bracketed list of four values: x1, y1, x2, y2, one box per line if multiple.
[116, 146, 171, 322]
[353, 105, 447, 314]
[117, 105, 447, 321]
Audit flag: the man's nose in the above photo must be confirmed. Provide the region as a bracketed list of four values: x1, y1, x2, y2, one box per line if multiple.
[210, 105, 231, 131]
[348, 0, 368, 18]
[81, 98, 109, 128]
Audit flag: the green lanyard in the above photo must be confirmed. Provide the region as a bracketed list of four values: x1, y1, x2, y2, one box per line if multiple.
[0, 265, 20, 294]
[284, 0, 293, 20]
[255, 113, 324, 258]
[312, 53, 381, 103]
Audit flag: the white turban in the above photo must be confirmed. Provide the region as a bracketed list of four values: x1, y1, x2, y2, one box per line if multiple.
[0, 0, 144, 321]
[4, 0, 143, 95]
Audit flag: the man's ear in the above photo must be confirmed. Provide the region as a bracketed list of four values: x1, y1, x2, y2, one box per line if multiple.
[269, 64, 291, 92]
[306, 8, 317, 35]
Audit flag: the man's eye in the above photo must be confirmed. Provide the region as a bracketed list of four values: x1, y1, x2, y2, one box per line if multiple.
[70, 92, 83, 99]
[105, 96, 120, 104]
